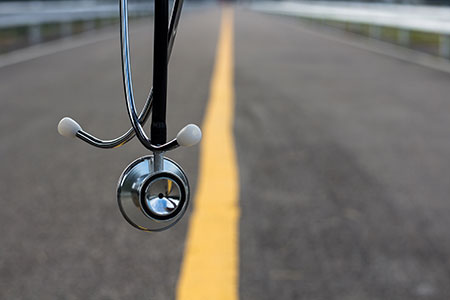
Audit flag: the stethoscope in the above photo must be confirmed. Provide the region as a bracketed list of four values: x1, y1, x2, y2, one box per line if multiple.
[57, 0, 201, 232]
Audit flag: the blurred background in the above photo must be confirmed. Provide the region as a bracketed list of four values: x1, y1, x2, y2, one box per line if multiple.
[1, 0, 450, 55]
[1, 0, 450, 299]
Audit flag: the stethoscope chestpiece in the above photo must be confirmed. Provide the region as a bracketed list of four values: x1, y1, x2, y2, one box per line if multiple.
[117, 155, 189, 232]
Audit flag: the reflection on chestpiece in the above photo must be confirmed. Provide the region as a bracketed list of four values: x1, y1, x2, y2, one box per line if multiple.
[57, 0, 201, 231]
[117, 155, 190, 231]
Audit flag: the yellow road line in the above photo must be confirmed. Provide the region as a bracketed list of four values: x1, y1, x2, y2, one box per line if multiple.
[176, 7, 239, 300]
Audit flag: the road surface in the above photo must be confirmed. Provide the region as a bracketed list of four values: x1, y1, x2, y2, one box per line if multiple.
[1, 5, 450, 300]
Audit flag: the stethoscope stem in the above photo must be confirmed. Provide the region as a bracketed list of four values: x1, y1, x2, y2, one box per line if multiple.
[151, 0, 169, 146]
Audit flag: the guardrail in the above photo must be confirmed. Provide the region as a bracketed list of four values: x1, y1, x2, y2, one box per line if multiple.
[251, 1, 450, 58]
[0, 1, 152, 46]
[0, 1, 152, 28]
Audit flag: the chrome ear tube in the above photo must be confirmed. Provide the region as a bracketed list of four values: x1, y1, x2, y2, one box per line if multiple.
[57, 0, 201, 231]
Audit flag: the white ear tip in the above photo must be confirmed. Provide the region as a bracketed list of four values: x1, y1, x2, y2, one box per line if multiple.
[58, 117, 82, 138]
[176, 124, 202, 147]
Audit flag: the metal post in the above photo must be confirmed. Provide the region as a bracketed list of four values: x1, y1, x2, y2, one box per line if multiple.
[153, 151, 163, 172]
[82, 20, 96, 32]
[398, 29, 410, 46]
[151, 0, 169, 145]
[369, 25, 382, 40]
[439, 34, 450, 59]
[28, 25, 41, 44]
[60, 22, 73, 37]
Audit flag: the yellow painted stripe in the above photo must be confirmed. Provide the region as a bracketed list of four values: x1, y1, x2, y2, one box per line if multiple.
[176, 7, 239, 300]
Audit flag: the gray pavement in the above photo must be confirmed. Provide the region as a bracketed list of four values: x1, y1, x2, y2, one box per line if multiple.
[235, 10, 450, 300]
[0, 9, 219, 300]
[1, 5, 450, 300]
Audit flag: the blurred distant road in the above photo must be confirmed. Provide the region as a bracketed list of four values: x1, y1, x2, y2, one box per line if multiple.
[1, 5, 450, 300]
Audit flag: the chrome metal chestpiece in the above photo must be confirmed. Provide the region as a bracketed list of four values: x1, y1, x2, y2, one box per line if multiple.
[57, 0, 201, 231]
[117, 155, 190, 231]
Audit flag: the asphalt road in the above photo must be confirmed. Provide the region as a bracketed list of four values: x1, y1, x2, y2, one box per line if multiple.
[1, 5, 450, 300]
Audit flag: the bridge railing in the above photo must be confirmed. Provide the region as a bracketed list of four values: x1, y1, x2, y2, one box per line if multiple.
[252, 1, 450, 58]
[0, 1, 152, 48]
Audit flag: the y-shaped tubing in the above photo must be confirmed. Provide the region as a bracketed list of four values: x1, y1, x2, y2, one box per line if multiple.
[75, 0, 184, 149]
[120, 0, 179, 152]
